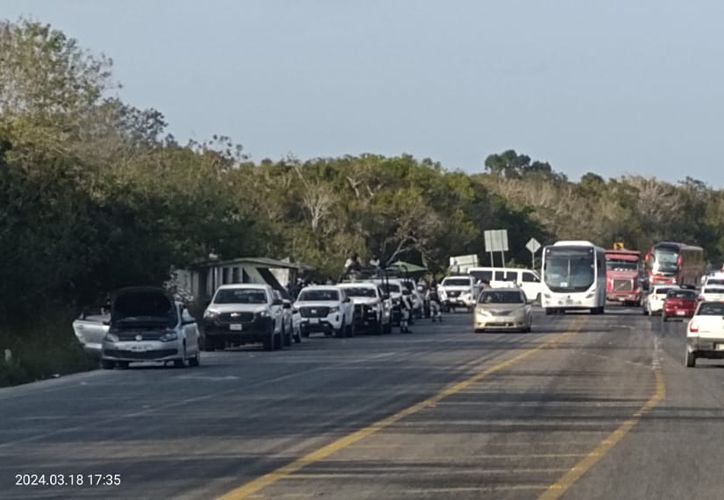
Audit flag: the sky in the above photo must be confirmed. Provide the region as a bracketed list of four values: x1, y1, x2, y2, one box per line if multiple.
[4, 0, 724, 186]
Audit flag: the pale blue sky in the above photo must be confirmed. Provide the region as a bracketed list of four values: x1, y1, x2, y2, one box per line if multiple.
[4, 0, 724, 185]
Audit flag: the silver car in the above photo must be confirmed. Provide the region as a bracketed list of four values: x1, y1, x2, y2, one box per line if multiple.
[474, 287, 532, 333]
[101, 287, 201, 369]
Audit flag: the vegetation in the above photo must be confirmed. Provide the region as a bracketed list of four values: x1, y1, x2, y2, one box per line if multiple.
[0, 19, 722, 384]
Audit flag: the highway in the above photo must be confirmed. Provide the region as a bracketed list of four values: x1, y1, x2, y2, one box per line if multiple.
[1, 308, 723, 499]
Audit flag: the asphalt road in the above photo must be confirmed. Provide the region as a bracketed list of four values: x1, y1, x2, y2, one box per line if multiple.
[1, 307, 723, 499]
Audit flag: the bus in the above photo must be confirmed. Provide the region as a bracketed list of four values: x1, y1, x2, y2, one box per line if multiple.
[541, 241, 607, 315]
[644, 242, 705, 288]
[605, 249, 643, 306]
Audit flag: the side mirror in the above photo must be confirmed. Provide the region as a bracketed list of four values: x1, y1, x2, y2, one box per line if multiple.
[273, 299, 283, 306]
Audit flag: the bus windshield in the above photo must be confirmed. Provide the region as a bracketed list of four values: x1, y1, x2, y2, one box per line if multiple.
[653, 248, 678, 274]
[544, 246, 596, 293]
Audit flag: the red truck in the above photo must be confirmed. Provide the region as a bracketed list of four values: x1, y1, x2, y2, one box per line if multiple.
[605, 249, 643, 306]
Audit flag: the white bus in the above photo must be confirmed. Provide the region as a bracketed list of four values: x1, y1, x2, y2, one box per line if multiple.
[541, 240, 607, 315]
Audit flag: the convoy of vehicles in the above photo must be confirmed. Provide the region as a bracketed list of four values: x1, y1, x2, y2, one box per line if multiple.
[474, 287, 532, 333]
[604, 249, 643, 306]
[541, 241, 607, 315]
[644, 242, 705, 288]
[71, 238, 720, 370]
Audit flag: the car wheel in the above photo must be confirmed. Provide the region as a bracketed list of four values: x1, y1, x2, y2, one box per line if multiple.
[474, 328, 485, 334]
[204, 337, 218, 352]
[685, 349, 696, 368]
[336, 317, 346, 338]
[100, 359, 115, 369]
[383, 320, 392, 334]
[283, 324, 292, 347]
[189, 352, 200, 367]
[274, 331, 284, 350]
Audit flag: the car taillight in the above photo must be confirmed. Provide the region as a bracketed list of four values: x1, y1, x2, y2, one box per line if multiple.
[689, 323, 699, 333]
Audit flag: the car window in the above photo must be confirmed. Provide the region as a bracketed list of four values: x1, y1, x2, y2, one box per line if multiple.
[667, 290, 696, 299]
[297, 289, 340, 301]
[214, 289, 268, 304]
[654, 288, 672, 295]
[704, 287, 724, 295]
[522, 272, 540, 283]
[478, 291, 525, 304]
[342, 287, 377, 297]
[697, 302, 724, 316]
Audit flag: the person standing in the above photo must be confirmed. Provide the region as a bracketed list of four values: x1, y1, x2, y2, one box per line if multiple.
[344, 252, 362, 273]
[369, 254, 381, 269]
[428, 281, 442, 322]
[400, 289, 414, 333]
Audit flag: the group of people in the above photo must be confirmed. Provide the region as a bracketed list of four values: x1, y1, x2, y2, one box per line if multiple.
[344, 252, 380, 274]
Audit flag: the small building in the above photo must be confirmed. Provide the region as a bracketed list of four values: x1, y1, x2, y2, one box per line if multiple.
[169, 257, 313, 306]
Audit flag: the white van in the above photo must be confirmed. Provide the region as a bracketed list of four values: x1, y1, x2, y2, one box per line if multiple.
[468, 267, 543, 303]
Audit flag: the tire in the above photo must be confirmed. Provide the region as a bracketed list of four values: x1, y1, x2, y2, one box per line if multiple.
[474, 328, 485, 334]
[282, 324, 292, 347]
[383, 320, 392, 334]
[375, 319, 384, 335]
[100, 359, 115, 369]
[263, 327, 274, 351]
[204, 337, 218, 352]
[335, 318, 346, 338]
[685, 349, 696, 368]
[662, 314, 668, 323]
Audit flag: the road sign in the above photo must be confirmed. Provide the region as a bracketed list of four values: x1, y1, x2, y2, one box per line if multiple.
[449, 254, 478, 274]
[484, 230, 509, 252]
[526, 238, 541, 254]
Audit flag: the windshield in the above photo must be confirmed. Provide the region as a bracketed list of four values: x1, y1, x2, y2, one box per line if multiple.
[112, 291, 176, 327]
[606, 260, 639, 272]
[381, 283, 401, 293]
[654, 287, 673, 295]
[667, 290, 697, 300]
[544, 246, 596, 293]
[698, 302, 724, 316]
[298, 289, 340, 301]
[707, 279, 724, 286]
[214, 289, 267, 304]
[478, 291, 525, 304]
[443, 278, 471, 287]
[341, 287, 376, 298]
[653, 248, 679, 274]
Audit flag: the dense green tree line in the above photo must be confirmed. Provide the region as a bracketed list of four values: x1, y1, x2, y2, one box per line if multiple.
[1, 18, 723, 333]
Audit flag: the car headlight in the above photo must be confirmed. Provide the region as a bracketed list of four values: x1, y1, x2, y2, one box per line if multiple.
[476, 309, 491, 316]
[204, 309, 219, 319]
[329, 306, 340, 313]
[257, 310, 270, 318]
[104, 333, 119, 343]
[159, 330, 178, 342]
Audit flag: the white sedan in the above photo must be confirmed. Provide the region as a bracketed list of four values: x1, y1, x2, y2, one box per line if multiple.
[685, 301, 724, 367]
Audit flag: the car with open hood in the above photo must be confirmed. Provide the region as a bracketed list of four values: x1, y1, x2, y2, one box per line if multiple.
[101, 287, 200, 369]
[474, 287, 532, 333]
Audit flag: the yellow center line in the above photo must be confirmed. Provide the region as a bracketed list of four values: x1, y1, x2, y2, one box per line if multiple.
[218, 317, 585, 500]
[539, 368, 666, 500]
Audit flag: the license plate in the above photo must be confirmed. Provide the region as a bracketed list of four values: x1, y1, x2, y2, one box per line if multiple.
[129, 344, 147, 352]
[676, 311, 686, 316]
[310, 318, 319, 324]
[229, 324, 243, 331]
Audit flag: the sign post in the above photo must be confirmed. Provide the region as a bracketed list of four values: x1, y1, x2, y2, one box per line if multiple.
[484, 229, 509, 268]
[526, 237, 542, 270]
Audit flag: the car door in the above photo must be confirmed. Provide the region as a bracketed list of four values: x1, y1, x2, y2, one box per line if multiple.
[180, 305, 200, 352]
[270, 290, 284, 333]
[72, 313, 109, 356]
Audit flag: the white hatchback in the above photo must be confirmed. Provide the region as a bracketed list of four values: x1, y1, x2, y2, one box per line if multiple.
[643, 285, 679, 316]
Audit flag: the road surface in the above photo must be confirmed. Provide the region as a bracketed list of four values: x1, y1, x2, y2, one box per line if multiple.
[1, 308, 722, 499]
